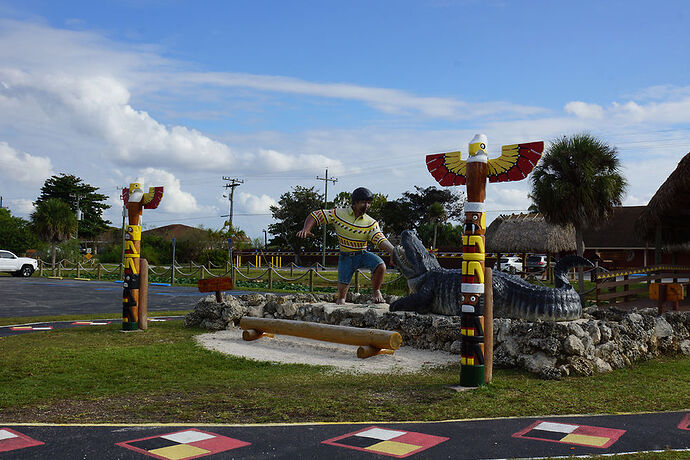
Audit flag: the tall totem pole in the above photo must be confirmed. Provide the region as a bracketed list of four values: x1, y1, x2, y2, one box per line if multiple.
[121, 183, 165, 331]
[426, 134, 544, 386]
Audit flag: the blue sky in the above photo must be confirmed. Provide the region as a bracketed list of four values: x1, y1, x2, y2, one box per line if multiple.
[1, 0, 689, 240]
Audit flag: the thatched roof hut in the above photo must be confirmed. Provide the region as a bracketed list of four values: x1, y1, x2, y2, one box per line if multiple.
[637, 152, 690, 247]
[485, 213, 576, 254]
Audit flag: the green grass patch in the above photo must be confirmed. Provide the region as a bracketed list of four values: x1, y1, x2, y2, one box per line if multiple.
[0, 320, 688, 424]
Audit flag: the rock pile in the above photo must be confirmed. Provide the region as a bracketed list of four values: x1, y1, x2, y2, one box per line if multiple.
[184, 293, 690, 379]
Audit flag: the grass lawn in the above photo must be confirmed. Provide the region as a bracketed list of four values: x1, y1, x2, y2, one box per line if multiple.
[1, 318, 688, 425]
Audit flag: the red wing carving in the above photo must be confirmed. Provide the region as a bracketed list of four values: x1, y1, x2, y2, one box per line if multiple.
[487, 142, 544, 183]
[426, 151, 466, 186]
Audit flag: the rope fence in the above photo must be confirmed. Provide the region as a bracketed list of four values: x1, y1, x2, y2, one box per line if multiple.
[36, 259, 405, 293]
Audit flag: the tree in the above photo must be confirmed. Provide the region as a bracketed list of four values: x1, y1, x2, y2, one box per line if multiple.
[35, 174, 111, 239]
[428, 202, 446, 249]
[30, 198, 78, 268]
[268, 186, 326, 264]
[529, 133, 627, 292]
[0, 208, 40, 255]
[379, 186, 464, 239]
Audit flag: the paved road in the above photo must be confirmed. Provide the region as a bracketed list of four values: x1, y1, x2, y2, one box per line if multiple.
[0, 276, 255, 318]
[0, 411, 688, 459]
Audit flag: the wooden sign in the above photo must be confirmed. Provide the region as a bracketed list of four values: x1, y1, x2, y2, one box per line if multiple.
[198, 277, 234, 302]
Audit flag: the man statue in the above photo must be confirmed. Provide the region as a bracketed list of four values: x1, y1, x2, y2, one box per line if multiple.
[296, 187, 395, 304]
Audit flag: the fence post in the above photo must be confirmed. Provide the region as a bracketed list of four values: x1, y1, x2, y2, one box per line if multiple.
[231, 264, 236, 287]
[354, 270, 360, 294]
[199, 265, 205, 280]
[97, 264, 102, 280]
[57, 263, 61, 277]
[268, 265, 273, 290]
[39, 260, 44, 277]
[623, 274, 630, 302]
[76, 263, 81, 279]
[309, 268, 314, 292]
[290, 263, 294, 277]
[593, 268, 600, 307]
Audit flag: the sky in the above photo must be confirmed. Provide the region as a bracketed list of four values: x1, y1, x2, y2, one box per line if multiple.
[1, 0, 689, 241]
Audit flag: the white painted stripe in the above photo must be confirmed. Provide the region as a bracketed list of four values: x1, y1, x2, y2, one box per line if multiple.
[461, 305, 475, 313]
[462, 283, 484, 294]
[534, 421, 579, 433]
[355, 427, 406, 440]
[0, 429, 19, 440]
[161, 430, 216, 443]
[464, 202, 486, 213]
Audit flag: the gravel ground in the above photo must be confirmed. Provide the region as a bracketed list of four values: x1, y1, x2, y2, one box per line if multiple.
[195, 328, 458, 374]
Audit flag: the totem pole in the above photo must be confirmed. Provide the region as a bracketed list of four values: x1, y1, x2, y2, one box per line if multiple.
[121, 183, 164, 330]
[426, 134, 543, 386]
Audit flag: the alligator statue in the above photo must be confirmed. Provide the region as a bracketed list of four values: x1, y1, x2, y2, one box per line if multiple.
[390, 230, 593, 321]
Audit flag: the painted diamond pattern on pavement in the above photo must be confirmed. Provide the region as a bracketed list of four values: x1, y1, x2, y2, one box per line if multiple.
[322, 426, 449, 458]
[513, 420, 626, 448]
[678, 413, 690, 430]
[0, 428, 44, 453]
[10, 325, 53, 331]
[116, 428, 250, 459]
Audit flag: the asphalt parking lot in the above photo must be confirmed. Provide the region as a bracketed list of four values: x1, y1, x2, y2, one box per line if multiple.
[0, 276, 250, 318]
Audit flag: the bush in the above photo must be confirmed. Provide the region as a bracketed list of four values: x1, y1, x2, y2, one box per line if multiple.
[199, 249, 228, 266]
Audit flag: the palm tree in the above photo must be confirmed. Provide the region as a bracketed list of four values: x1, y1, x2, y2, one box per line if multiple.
[529, 133, 627, 293]
[31, 198, 78, 270]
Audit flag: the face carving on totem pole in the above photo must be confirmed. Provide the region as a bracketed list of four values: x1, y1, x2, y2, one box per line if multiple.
[461, 292, 482, 313]
[464, 211, 485, 235]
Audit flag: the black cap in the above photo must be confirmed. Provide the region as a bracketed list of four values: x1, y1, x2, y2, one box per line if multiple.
[352, 187, 374, 203]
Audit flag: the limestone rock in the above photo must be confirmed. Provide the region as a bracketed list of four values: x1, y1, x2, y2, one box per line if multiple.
[563, 335, 585, 356]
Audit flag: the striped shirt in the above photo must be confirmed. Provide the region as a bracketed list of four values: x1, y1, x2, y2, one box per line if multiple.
[310, 207, 388, 252]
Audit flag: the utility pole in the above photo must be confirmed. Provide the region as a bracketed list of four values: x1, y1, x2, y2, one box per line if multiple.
[316, 169, 338, 266]
[222, 177, 244, 230]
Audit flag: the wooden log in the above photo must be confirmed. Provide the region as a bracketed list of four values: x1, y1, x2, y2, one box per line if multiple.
[357, 346, 395, 359]
[239, 317, 402, 350]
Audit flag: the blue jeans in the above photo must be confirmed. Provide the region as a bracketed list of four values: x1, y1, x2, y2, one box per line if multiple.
[337, 251, 384, 284]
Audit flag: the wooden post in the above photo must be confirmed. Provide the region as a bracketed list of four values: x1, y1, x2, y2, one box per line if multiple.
[97, 264, 102, 280]
[484, 267, 493, 384]
[623, 274, 630, 302]
[76, 263, 81, 279]
[139, 259, 149, 330]
[268, 265, 273, 290]
[309, 268, 314, 292]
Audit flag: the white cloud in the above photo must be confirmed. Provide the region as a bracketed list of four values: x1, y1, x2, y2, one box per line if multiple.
[130, 168, 213, 215]
[0, 141, 53, 184]
[255, 149, 344, 173]
[175, 71, 546, 120]
[0, 71, 237, 170]
[7, 198, 35, 216]
[564, 101, 604, 119]
[237, 192, 278, 215]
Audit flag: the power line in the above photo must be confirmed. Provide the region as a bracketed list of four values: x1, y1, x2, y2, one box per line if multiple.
[315, 168, 337, 265]
[221, 177, 243, 229]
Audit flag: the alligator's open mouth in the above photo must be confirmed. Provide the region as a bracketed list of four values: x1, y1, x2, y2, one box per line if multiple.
[394, 230, 442, 281]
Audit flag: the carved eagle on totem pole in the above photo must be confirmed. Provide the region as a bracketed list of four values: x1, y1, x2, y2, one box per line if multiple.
[426, 135, 545, 186]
